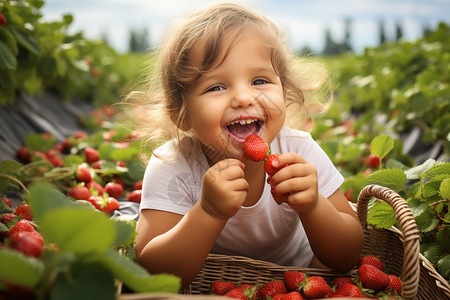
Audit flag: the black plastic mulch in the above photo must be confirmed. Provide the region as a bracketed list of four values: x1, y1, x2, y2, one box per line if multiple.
[0, 92, 95, 162]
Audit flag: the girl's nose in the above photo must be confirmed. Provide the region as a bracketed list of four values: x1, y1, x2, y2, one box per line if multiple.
[231, 86, 255, 108]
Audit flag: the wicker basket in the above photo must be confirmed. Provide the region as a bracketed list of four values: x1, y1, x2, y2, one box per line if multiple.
[181, 184, 450, 300]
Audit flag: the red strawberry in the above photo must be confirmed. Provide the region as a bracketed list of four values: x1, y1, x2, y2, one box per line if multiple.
[243, 134, 270, 162]
[264, 154, 283, 176]
[105, 182, 124, 198]
[86, 180, 104, 195]
[134, 179, 143, 190]
[0, 13, 7, 27]
[10, 231, 44, 258]
[357, 264, 390, 291]
[127, 189, 142, 203]
[358, 255, 384, 271]
[84, 147, 100, 164]
[76, 164, 92, 183]
[260, 280, 288, 300]
[8, 220, 35, 238]
[299, 276, 333, 299]
[87, 195, 103, 210]
[2, 196, 12, 208]
[68, 186, 91, 200]
[387, 275, 402, 295]
[273, 291, 304, 300]
[16, 146, 30, 162]
[283, 271, 306, 292]
[367, 154, 380, 168]
[237, 284, 259, 300]
[116, 160, 126, 167]
[91, 160, 106, 169]
[14, 204, 32, 221]
[102, 197, 120, 214]
[74, 131, 87, 139]
[225, 288, 248, 299]
[211, 280, 236, 296]
[332, 277, 354, 289]
[0, 213, 17, 225]
[330, 283, 365, 298]
[45, 149, 63, 167]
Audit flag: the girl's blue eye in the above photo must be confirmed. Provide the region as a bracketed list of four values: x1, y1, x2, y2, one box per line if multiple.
[252, 79, 268, 85]
[207, 85, 224, 92]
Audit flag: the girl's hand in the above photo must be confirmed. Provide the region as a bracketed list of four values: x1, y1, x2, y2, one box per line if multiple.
[269, 152, 319, 215]
[201, 158, 248, 220]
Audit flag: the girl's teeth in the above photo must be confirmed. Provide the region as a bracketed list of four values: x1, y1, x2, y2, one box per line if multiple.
[230, 119, 257, 125]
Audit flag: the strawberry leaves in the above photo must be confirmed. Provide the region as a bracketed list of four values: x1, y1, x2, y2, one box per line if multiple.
[0, 182, 182, 297]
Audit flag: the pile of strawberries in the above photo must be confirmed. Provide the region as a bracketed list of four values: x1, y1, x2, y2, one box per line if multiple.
[13, 129, 143, 215]
[1, 197, 44, 259]
[210, 255, 403, 299]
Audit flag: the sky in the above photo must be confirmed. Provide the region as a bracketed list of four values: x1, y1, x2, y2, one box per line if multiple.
[41, 0, 450, 54]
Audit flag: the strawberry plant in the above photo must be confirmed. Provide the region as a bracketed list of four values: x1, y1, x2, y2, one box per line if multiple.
[363, 134, 450, 282]
[0, 0, 147, 104]
[0, 182, 180, 299]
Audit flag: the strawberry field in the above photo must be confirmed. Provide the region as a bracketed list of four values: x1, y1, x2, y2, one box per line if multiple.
[0, 0, 449, 299]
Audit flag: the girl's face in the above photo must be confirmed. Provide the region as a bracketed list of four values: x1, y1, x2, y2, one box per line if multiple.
[186, 30, 286, 162]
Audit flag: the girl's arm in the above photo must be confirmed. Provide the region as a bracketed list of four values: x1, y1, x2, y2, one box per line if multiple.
[134, 158, 248, 289]
[298, 189, 364, 271]
[270, 153, 364, 271]
[135, 205, 227, 289]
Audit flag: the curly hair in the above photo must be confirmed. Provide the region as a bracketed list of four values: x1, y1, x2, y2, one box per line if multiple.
[123, 2, 331, 160]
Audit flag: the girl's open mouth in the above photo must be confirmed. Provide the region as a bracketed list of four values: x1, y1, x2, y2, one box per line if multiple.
[225, 119, 263, 143]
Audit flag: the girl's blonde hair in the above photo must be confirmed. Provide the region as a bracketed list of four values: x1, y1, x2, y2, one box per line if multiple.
[123, 2, 331, 160]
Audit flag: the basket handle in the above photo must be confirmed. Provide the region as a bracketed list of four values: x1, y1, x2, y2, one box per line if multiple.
[356, 184, 421, 300]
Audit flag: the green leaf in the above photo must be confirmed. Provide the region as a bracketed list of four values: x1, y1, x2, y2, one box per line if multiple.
[63, 154, 84, 167]
[407, 198, 429, 218]
[98, 142, 119, 161]
[437, 254, 450, 280]
[425, 162, 450, 178]
[368, 168, 406, 191]
[28, 182, 79, 222]
[0, 198, 13, 214]
[370, 134, 394, 160]
[423, 245, 443, 265]
[51, 261, 116, 300]
[0, 248, 44, 288]
[125, 160, 145, 182]
[111, 218, 136, 247]
[0, 176, 11, 194]
[439, 178, 450, 199]
[437, 226, 450, 252]
[10, 28, 42, 56]
[367, 201, 397, 229]
[0, 40, 17, 70]
[422, 179, 441, 198]
[24, 133, 55, 152]
[40, 207, 116, 254]
[415, 209, 439, 232]
[0, 27, 19, 55]
[90, 250, 181, 293]
[405, 159, 440, 180]
[0, 160, 23, 172]
[111, 147, 140, 162]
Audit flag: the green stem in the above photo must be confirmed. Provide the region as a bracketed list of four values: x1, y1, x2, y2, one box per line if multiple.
[0, 174, 29, 193]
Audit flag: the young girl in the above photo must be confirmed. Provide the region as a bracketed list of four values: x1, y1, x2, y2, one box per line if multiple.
[126, 2, 364, 289]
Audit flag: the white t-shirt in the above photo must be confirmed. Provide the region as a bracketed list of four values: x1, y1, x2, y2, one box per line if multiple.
[139, 127, 344, 267]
